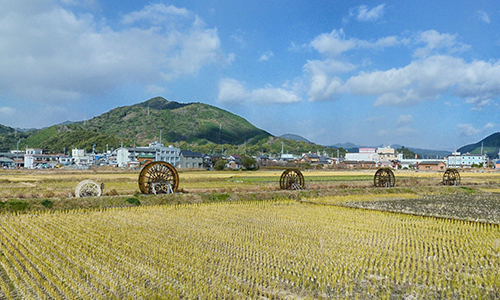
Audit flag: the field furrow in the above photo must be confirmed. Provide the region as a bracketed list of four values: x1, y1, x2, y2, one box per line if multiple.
[0, 200, 498, 299]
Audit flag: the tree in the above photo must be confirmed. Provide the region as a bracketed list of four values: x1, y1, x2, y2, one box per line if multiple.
[397, 146, 416, 159]
[241, 154, 257, 170]
[214, 159, 226, 171]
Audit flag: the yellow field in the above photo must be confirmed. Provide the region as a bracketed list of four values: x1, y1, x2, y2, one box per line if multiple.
[0, 200, 498, 299]
[1, 168, 499, 199]
[0, 169, 499, 298]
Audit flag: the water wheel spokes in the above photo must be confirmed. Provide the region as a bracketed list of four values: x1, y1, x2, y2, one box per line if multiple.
[75, 180, 102, 197]
[374, 168, 395, 187]
[138, 161, 179, 194]
[442, 168, 460, 186]
[280, 169, 305, 190]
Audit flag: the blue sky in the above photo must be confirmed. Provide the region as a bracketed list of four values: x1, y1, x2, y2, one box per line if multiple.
[1, 0, 500, 150]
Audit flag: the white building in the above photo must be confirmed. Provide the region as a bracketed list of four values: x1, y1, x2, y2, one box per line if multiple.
[116, 143, 180, 167]
[377, 146, 398, 161]
[24, 148, 61, 169]
[150, 143, 180, 166]
[345, 148, 378, 162]
[72, 148, 94, 168]
[345, 147, 401, 164]
[447, 152, 488, 168]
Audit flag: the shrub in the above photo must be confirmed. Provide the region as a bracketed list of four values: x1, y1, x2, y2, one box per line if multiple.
[202, 193, 231, 202]
[6, 200, 30, 212]
[125, 197, 141, 206]
[41, 199, 53, 208]
[214, 159, 226, 171]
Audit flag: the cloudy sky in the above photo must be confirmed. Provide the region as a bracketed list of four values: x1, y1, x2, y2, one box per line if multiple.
[1, 0, 499, 150]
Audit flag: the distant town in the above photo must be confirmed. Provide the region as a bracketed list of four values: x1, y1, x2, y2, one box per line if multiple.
[1, 142, 500, 171]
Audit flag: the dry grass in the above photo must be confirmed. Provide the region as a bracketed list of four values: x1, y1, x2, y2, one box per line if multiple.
[0, 200, 498, 298]
[0, 168, 499, 204]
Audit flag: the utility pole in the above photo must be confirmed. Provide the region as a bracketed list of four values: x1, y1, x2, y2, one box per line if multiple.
[219, 123, 222, 144]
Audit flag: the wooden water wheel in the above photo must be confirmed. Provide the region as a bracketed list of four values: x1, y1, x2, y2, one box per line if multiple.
[374, 168, 395, 187]
[279, 169, 305, 190]
[442, 168, 460, 186]
[75, 180, 102, 197]
[138, 161, 179, 194]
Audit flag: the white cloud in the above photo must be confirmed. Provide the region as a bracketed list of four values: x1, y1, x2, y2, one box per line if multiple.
[477, 11, 490, 23]
[288, 42, 309, 52]
[310, 29, 407, 58]
[305, 29, 500, 108]
[458, 123, 496, 137]
[304, 59, 356, 75]
[217, 78, 248, 105]
[356, 4, 386, 22]
[307, 74, 345, 102]
[413, 30, 469, 58]
[230, 32, 246, 48]
[310, 29, 357, 57]
[250, 86, 302, 104]
[259, 51, 274, 62]
[218, 79, 302, 105]
[307, 55, 500, 108]
[458, 124, 481, 137]
[0, 1, 225, 103]
[0, 106, 15, 116]
[397, 114, 413, 126]
[121, 3, 191, 25]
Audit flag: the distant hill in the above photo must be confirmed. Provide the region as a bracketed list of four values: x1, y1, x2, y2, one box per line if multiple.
[407, 147, 451, 159]
[458, 132, 500, 159]
[18, 97, 272, 153]
[331, 142, 358, 150]
[0, 97, 341, 156]
[0, 124, 32, 152]
[279, 134, 311, 143]
[82, 97, 271, 145]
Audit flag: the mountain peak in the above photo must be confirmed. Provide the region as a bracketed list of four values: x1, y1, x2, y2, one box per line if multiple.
[279, 134, 311, 143]
[138, 97, 188, 111]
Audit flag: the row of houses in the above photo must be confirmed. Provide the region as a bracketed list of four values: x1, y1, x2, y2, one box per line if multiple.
[0, 143, 207, 170]
[2, 143, 499, 171]
[343, 147, 498, 170]
[0, 145, 342, 170]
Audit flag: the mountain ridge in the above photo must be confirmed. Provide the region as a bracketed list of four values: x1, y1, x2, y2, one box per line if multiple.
[457, 132, 500, 159]
[0, 97, 479, 158]
[17, 97, 272, 153]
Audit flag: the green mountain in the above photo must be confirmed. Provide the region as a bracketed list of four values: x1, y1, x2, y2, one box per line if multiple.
[0, 124, 32, 152]
[17, 97, 271, 153]
[457, 132, 500, 159]
[3, 97, 343, 157]
[279, 134, 311, 143]
[82, 97, 271, 145]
